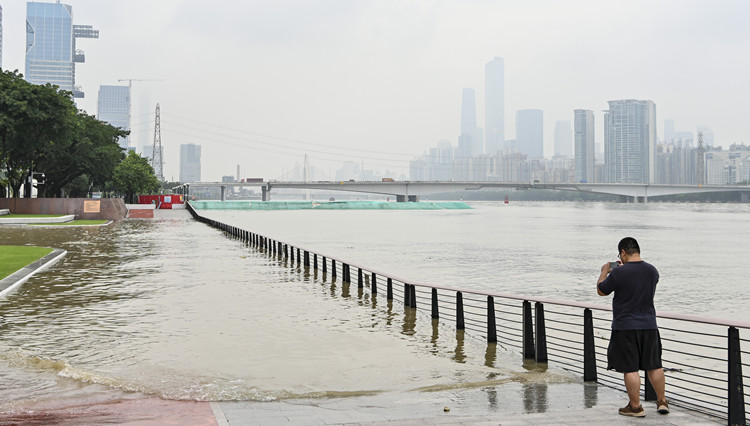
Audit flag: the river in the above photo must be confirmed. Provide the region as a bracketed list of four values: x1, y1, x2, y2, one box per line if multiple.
[0, 201, 747, 412]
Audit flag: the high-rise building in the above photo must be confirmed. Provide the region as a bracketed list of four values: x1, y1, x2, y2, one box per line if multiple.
[1, 4, 4, 69]
[25, 2, 99, 98]
[458, 88, 483, 157]
[180, 144, 201, 182]
[554, 121, 573, 157]
[574, 110, 595, 183]
[604, 99, 656, 184]
[97, 85, 130, 149]
[516, 109, 544, 159]
[484, 57, 505, 154]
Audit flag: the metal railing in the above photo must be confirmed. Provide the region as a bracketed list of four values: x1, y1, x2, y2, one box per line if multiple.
[186, 203, 748, 424]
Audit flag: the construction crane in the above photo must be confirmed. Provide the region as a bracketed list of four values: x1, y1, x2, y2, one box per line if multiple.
[117, 78, 162, 149]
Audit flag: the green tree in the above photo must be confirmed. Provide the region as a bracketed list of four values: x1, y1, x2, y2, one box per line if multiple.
[0, 69, 75, 197]
[112, 151, 160, 203]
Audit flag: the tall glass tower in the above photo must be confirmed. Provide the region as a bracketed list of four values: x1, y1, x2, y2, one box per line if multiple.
[180, 144, 202, 182]
[97, 85, 130, 150]
[516, 109, 544, 159]
[1, 4, 4, 69]
[458, 88, 482, 158]
[574, 110, 595, 183]
[604, 99, 656, 184]
[25, 2, 98, 98]
[484, 57, 505, 154]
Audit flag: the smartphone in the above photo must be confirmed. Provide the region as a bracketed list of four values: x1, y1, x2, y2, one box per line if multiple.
[609, 261, 619, 269]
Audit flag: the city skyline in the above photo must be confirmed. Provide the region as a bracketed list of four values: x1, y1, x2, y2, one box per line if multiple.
[1, 1, 748, 181]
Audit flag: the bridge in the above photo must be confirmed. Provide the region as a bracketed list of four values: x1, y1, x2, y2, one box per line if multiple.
[174, 180, 750, 202]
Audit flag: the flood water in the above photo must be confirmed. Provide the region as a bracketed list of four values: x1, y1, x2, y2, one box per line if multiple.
[1, 201, 748, 412]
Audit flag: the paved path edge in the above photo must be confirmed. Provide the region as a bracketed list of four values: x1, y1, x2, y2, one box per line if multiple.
[0, 248, 67, 296]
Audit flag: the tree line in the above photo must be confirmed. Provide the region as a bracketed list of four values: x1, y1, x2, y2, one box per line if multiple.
[0, 69, 160, 202]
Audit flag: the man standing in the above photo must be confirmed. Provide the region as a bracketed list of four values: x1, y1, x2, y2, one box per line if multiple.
[597, 237, 669, 417]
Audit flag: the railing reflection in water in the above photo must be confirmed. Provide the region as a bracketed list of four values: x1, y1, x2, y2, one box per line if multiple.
[186, 203, 747, 424]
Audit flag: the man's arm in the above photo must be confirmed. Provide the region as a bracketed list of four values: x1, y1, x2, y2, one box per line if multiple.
[597, 263, 611, 296]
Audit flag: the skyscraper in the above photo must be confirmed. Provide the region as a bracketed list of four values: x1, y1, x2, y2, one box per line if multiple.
[516, 109, 544, 159]
[0, 4, 4, 69]
[484, 57, 505, 154]
[574, 110, 595, 183]
[180, 144, 201, 182]
[97, 85, 130, 150]
[458, 88, 482, 157]
[25, 2, 99, 98]
[604, 99, 657, 184]
[554, 121, 573, 157]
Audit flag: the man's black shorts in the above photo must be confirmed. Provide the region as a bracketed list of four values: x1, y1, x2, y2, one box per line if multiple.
[607, 329, 663, 373]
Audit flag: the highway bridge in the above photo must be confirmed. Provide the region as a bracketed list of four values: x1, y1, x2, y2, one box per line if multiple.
[174, 180, 750, 202]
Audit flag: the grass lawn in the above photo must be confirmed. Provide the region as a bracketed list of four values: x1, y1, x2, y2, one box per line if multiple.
[0, 246, 54, 280]
[30, 220, 109, 226]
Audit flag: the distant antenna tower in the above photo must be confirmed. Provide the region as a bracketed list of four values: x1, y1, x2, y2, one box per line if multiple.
[697, 130, 705, 186]
[151, 103, 164, 181]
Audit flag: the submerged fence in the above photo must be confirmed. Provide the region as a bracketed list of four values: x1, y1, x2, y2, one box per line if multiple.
[186, 203, 748, 424]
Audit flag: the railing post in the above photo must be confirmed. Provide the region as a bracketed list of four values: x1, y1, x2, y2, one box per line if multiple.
[343, 264, 350, 282]
[290, 246, 294, 262]
[296, 248, 301, 264]
[284, 244, 288, 258]
[431, 288, 439, 319]
[331, 259, 336, 278]
[523, 300, 535, 359]
[323, 257, 327, 273]
[371, 273, 377, 294]
[404, 283, 410, 306]
[387, 278, 393, 300]
[535, 302, 548, 362]
[313, 254, 318, 269]
[358, 268, 363, 288]
[644, 372, 657, 401]
[410, 284, 417, 309]
[583, 308, 597, 382]
[728, 326, 746, 426]
[304, 251, 310, 267]
[456, 291, 465, 330]
[487, 295, 497, 343]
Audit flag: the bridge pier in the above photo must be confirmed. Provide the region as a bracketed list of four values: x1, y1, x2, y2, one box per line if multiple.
[220, 185, 226, 202]
[396, 195, 419, 202]
[262, 186, 271, 201]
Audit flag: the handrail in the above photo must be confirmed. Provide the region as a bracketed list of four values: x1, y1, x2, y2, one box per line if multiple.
[185, 202, 748, 423]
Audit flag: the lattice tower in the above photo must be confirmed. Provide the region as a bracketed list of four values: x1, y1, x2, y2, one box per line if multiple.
[151, 103, 164, 181]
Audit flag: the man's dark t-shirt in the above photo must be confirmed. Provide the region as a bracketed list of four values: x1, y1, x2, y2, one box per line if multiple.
[598, 261, 659, 330]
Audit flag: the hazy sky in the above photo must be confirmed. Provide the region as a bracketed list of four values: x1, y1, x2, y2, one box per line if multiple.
[2, 0, 749, 181]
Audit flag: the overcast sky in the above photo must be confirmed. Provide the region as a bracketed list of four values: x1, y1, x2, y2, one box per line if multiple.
[2, 0, 749, 181]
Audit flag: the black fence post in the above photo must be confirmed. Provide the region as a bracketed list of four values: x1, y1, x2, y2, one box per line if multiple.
[304, 251, 310, 267]
[387, 278, 393, 300]
[644, 373, 657, 401]
[456, 291, 465, 330]
[343, 264, 350, 282]
[323, 257, 327, 273]
[404, 283, 411, 306]
[358, 268, 363, 288]
[313, 254, 318, 270]
[331, 260, 337, 278]
[410, 285, 417, 309]
[535, 302, 548, 362]
[728, 326, 746, 426]
[487, 296, 497, 343]
[583, 308, 597, 382]
[290, 246, 294, 262]
[523, 300, 535, 359]
[431, 288, 439, 319]
[371, 273, 377, 294]
[296, 248, 301, 264]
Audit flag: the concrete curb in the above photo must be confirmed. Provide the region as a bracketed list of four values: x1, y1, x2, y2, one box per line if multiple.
[0, 248, 67, 297]
[0, 214, 75, 224]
